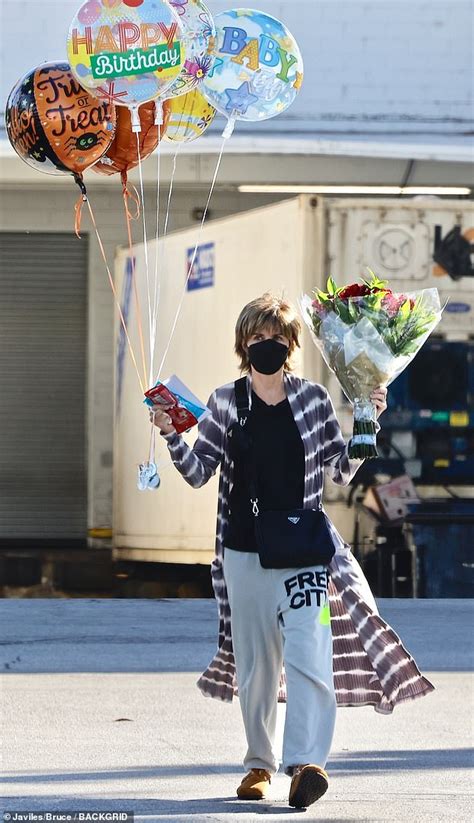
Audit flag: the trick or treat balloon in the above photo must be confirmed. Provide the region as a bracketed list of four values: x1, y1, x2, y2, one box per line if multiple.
[5, 61, 116, 177]
[67, 0, 186, 113]
[164, 0, 216, 99]
[162, 88, 216, 143]
[200, 9, 303, 126]
[92, 100, 170, 179]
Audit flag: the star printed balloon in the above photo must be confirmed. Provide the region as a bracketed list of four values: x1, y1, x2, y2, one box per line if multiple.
[200, 8, 303, 128]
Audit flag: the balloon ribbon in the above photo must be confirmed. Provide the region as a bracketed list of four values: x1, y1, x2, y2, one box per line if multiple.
[85, 193, 146, 395]
[73, 174, 87, 239]
[121, 171, 148, 389]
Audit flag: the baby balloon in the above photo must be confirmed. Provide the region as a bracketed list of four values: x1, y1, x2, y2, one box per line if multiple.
[200, 8, 303, 135]
[67, 0, 186, 122]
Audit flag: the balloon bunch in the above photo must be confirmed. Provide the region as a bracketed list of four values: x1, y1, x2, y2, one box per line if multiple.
[5, 3, 304, 188]
[4, 1, 223, 194]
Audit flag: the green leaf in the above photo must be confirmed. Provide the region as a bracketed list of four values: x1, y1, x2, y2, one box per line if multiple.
[326, 276, 337, 295]
[399, 299, 411, 320]
[347, 300, 361, 322]
[364, 267, 388, 289]
[334, 298, 356, 324]
[317, 293, 334, 308]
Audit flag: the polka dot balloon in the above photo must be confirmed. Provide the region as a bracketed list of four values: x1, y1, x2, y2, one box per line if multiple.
[67, 0, 186, 110]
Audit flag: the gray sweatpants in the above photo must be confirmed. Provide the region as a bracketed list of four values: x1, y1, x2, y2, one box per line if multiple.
[223, 547, 337, 777]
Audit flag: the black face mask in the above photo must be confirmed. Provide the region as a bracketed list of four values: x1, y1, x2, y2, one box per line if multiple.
[248, 338, 289, 375]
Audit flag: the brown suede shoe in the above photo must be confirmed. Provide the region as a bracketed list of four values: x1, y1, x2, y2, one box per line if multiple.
[288, 764, 329, 808]
[237, 768, 272, 800]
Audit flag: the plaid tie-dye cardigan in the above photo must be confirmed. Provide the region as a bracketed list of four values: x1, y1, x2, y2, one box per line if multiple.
[163, 372, 435, 714]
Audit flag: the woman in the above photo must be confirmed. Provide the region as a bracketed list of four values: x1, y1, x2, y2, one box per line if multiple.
[150, 293, 435, 810]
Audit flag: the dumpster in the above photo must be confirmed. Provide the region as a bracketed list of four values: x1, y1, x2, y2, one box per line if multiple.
[404, 500, 474, 597]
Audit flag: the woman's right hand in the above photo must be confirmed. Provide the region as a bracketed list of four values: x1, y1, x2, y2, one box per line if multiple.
[149, 403, 175, 435]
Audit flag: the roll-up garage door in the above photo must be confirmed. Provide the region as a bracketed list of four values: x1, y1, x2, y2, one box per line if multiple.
[0, 232, 88, 543]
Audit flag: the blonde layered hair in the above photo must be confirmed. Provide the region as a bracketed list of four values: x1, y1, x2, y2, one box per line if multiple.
[235, 293, 302, 373]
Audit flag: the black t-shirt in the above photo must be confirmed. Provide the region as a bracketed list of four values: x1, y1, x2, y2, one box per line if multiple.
[223, 389, 305, 552]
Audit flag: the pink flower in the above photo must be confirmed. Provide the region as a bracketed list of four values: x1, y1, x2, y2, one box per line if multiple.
[311, 299, 326, 313]
[381, 293, 415, 317]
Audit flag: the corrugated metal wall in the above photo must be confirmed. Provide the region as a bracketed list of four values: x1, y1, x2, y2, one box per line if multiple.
[0, 232, 88, 541]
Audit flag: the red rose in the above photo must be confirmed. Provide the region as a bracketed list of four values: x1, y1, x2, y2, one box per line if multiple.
[338, 283, 372, 299]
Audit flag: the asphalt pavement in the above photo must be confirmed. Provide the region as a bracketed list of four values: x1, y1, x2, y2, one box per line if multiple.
[1, 598, 473, 823]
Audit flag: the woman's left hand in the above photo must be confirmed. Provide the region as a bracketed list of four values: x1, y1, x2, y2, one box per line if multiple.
[370, 385, 388, 418]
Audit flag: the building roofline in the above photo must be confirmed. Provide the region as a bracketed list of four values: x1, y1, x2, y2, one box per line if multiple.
[0, 134, 472, 163]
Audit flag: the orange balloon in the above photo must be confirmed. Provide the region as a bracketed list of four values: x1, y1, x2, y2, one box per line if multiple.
[91, 101, 170, 180]
[5, 62, 116, 178]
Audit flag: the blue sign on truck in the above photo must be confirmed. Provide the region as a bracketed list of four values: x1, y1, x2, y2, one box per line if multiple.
[186, 242, 215, 291]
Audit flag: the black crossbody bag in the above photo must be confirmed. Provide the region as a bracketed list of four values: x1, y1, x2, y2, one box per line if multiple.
[230, 377, 337, 570]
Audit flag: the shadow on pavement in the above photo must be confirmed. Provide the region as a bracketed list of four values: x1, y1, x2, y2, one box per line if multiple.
[0, 764, 244, 783]
[1, 747, 472, 787]
[327, 747, 473, 772]
[1, 795, 360, 819]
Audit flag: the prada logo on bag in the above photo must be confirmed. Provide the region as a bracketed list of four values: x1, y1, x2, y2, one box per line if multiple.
[288, 517, 300, 524]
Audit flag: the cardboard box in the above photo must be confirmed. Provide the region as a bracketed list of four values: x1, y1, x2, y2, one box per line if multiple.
[363, 475, 419, 521]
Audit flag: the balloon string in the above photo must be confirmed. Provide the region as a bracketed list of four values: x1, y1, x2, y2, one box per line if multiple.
[151, 140, 180, 369]
[73, 173, 88, 239]
[156, 134, 227, 382]
[135, 131, 154, 388]
[147, 139, 181, 467]
[163, 141, 181, 239]
[150, 123, 162, 392]
[74, 193, 86, 239]
[147, 125, 164, 469]
[122, 174, 141, 221]
[149, 413, 156, 465]
[85, 197, 145, 396]
[121, 174, 148, 389]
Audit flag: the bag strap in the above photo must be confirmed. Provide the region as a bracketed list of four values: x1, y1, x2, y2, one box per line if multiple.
[233, 377, 260, 515]
[234, 376, 249, 427]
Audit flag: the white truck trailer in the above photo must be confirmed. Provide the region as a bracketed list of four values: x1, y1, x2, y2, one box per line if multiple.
[113, 196, 473, 566]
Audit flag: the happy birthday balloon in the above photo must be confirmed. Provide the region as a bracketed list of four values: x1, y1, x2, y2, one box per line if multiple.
[164, 0, 216, 99]
[162, 89, 216, 143]
[67, 0, 186, 112]
[5, 61, 116, 178]
[200, 9, 303, 128]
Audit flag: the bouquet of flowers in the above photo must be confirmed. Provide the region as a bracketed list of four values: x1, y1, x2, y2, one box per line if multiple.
[300, 271, 443, 458]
